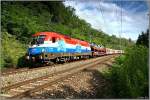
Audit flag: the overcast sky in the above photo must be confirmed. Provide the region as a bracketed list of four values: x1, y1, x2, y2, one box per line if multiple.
[63, 0, 149, 41]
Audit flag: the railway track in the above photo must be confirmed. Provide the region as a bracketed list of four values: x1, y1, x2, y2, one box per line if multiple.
[0, 55, 116, 99]
[2, 55, 115, 88]
[1, 57, 98, 76]
[1, 54, 118, 76]
[1, 68, 28, 76]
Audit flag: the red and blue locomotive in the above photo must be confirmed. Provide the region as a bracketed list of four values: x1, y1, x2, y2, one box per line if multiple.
[26, 32, 123, 65]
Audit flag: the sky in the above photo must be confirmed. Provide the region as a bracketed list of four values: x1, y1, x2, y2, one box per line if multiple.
[63, 0, 149, 41]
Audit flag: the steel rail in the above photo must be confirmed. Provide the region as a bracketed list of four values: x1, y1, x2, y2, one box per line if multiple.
[1, 56, 104, 76]
[1, 55, 116, 98]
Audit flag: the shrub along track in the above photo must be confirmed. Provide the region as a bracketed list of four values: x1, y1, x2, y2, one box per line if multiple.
[0, 55, 117, 99]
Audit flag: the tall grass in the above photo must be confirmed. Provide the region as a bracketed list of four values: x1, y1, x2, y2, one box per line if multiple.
[108, 45, 148, 98]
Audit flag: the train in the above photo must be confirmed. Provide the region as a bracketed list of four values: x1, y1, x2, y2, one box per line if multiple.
[25, 32, 124, 65]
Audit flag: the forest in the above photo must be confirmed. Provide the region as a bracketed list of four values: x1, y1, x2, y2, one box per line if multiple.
[1, 1, 133, 68]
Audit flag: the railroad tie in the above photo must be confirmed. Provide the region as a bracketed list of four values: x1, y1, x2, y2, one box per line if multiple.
[0, 94, 13, 97]
[44, 88, 52, 91]
[20, 86, 34, 89]
[34, 91, 43, 95]
[42, 79, 50, 81]
[29, 83, 40, 86]
[64, 80, 69, 82]
[40, 80, 49, 83]
[10, 89, 25, 92]
[36, 81, 43, 83]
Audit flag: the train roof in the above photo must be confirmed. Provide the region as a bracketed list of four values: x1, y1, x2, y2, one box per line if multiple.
[32, 32, 90, 47]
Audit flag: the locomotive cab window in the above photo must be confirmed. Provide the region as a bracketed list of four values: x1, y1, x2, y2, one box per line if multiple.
[31, 35, 46, 45]
[52, 37, 56, 43]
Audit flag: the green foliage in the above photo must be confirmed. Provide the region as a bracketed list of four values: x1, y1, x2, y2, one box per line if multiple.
[1, 1, 53, 43]
[108, 46, 148, 98]
[1, 32, 27, 68]
[1, 1, 134, 68]
[136, 29, 149, 47]
[1, 1, 133, 49]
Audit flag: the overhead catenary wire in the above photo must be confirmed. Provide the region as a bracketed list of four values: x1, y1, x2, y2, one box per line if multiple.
[115, 0, 124, 50]
[98, 0, 113, 47]
[99, 0, 107, 27]
[115, 0, 120, 49]
[120, 1, 122, 50]
[98, 0, 110, 35]
[114, 0, 118, 35]
[146, 0, 150, 86]
[146, 0, 150, 48]
[116, 1, 123, 50]
[98, 0, 125, 49]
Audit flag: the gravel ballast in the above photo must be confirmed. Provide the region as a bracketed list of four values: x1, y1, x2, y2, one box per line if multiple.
[1, 56, 113, 87]
[28, 57, 115, 99]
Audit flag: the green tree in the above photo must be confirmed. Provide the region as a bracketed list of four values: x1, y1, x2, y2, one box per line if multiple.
[136, 29, 149, 47]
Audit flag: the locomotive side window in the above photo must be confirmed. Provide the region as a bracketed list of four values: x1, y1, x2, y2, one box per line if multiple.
[52, 37, 56, 43]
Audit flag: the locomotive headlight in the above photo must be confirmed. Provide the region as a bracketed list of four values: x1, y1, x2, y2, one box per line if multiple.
[39, 55, 43, 59]
[26, 56, 30, 60]
[32, 57, 35, 61]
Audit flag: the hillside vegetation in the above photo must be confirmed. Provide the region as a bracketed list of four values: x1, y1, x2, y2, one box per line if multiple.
[1, 32, 27, 68]
[1, 1, 133, 68]
[105, 30, 149, 98]
[109, 46, 148, 98]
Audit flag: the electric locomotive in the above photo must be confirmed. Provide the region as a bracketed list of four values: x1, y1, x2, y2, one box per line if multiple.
[25, 31, 124, 65]
[26, 32, 92, 64]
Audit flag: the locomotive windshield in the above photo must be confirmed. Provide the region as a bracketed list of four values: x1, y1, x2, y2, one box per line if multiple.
[31, 35, 46, 45]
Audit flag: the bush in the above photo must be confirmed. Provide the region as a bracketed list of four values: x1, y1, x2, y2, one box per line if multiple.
[1, 32, 27, 68]
[109, 45, 148, 98]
